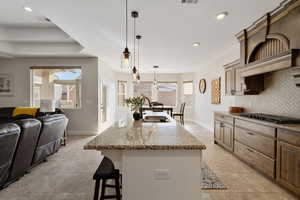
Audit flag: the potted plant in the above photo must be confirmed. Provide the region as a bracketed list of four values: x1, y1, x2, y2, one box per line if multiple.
[125, 96, 144, 121]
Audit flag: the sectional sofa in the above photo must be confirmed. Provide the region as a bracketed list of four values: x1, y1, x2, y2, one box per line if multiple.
[0, 107, 68, 189]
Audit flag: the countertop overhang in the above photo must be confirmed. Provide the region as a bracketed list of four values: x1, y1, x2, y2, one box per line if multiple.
[84, 121, 206, 151]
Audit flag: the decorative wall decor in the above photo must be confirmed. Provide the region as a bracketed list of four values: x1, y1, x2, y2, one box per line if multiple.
[211, 77, 221, 104]
[199, 79, 206, 94]
[0, 74, 14, 96]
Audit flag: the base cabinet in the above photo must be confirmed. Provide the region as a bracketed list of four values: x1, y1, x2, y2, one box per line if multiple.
[277, 141, 300, 196]
[235, 141, 275, 179]
[214, 120, 234, 152]
[214, 112, 300, 197]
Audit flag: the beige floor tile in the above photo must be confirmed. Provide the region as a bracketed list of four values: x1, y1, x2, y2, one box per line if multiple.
[0, 123, 298, 200]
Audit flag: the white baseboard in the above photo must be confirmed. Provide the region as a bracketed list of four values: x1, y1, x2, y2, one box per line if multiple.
[67, 130, 99, 136]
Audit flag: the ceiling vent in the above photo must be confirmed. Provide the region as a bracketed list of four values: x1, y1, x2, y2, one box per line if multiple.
[181, 0, 198, 4]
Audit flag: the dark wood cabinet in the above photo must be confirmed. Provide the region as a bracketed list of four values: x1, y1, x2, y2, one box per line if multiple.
[233, 67, 245, 95]
[214, 121, 223, 143]
[214, 112, 300, 197]
[223, 123, 234, 151]
[224, 67, 235, 96]
[214, 115, 234, 152]
[277, 141, 300, 196]
[224, 60, 239, 96]
[224, 60, 264, 96]
[277, 129, 300, 196]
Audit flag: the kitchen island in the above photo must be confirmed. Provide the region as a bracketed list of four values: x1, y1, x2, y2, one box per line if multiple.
[84, 118, 206, 200]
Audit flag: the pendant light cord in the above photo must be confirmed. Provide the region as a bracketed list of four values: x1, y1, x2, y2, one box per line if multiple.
[125, 0, 128, 47]
[133, 16, 136, 68]
[137, 37, 140, 71]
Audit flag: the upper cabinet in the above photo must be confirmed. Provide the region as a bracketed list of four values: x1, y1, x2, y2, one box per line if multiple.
[225, 0, 300, 96]
[224, 60, 264, 96]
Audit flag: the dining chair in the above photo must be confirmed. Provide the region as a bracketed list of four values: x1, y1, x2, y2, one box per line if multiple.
[172, 103, 186, 125]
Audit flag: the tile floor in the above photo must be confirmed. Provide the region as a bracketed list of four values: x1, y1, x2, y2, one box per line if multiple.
[0, 122, 298, 200]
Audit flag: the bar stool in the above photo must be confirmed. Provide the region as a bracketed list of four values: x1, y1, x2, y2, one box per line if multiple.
[93, 156, 122, 200]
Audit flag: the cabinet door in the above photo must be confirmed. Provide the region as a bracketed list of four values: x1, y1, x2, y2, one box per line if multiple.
[223, 123, 234, 152]
[234, 67, 245, 95]
[214, 121, 223, 143]
[225, 69, 234, 96]
[277, 141, 300, 195]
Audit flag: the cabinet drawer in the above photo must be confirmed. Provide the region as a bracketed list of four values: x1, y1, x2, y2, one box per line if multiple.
[235, 127, 275, 158]
[214, 113, 234, 125]
[278, 129, 300, 147]
[235, 119, 275, 138]
[234, 141, 275, 179]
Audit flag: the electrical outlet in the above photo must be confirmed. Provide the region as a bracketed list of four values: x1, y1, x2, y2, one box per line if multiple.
[153, 169, 171, 180]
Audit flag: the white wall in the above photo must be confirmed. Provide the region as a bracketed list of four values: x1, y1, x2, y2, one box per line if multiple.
[192, 46, 239, 131]
[99, 62, 117, 129]
[0, 57, 100, 135]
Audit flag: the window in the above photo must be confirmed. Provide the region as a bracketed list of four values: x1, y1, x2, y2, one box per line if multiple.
[118, 81, 127, 106]
[157, 82, 177, 107]
[183, 81, 193, 107]
[31, 67, 82, 109]
[133, 81, 152, 99]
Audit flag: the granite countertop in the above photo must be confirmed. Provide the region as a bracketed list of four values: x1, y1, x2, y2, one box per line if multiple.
[84, 120, 206, 151]
[215, 111, 300, 133]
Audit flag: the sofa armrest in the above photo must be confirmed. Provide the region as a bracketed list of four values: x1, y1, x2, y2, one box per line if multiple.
[0, 123, 20, 186]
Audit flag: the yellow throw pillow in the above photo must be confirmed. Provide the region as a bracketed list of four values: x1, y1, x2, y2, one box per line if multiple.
[12, 107, 39, 117]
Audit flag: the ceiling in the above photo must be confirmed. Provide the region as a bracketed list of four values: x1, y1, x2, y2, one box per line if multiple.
[0, 0, 89, 58]
[2, 0, 283, 72]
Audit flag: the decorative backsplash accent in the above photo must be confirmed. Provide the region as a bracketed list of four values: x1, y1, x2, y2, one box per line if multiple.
[235, 68, 300, 118]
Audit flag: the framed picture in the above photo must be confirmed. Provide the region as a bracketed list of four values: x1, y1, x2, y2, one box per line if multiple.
[0, 74, 14, 96]
[211, 77, 221, 104]
[199, 79, 206, 94]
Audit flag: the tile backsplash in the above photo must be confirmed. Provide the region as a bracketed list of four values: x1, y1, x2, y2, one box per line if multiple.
[235, 68, 300, 118]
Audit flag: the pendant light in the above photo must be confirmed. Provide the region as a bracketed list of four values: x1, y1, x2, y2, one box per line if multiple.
[136, 35, 142, 82]
[131, 11, 139, 81]
[121, 0, 130, 69]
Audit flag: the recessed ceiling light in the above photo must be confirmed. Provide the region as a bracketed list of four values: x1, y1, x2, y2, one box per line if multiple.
[216, 12, 228, 20]
[192, 42, 200, 47]
[24, 6, 33, 12]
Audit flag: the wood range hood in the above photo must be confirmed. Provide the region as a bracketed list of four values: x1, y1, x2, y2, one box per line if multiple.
[240, 49, 300, 78]
[236, 0, 300, 79]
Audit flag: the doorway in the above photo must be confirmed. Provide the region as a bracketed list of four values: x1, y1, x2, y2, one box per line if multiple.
[100, 85, 107, 123]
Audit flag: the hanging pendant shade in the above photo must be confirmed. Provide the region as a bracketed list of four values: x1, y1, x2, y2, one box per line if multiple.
[153, 66, 159, 90]
[131, 11, 139, 81]
[121, 0, 131, 69]
[136, 35, 142, 83]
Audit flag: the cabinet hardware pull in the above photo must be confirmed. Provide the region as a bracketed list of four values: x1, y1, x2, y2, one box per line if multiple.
[246, 132, 254, 136]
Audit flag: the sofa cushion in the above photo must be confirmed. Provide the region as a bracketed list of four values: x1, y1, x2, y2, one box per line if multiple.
[0, 118, 14, 124]
[12, 107, 38, 118]
[13, 114, 35, 120]
[0, 107, 15, 118]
